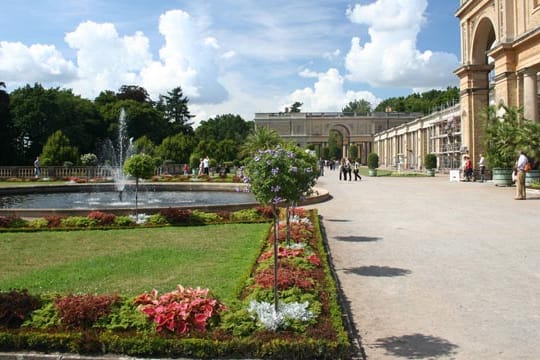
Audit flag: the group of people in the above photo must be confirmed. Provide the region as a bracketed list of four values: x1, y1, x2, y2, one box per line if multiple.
[462, 150, 531, 200]
[198, 156, 210, 176]
[462, 153, 486, 182]
[317, 158, 362, 181]
[338, 158, 362, 181]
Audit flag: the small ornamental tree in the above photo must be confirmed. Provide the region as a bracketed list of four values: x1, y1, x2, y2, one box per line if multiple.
[244, 145, 319, 312]
[123, 154, 155, 217]
[40, 130, 79, 166]
[367, 152, 379, 169]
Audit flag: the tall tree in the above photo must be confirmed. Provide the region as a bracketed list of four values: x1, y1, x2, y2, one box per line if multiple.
[0, 81, 15, 165]
[195, 114, 253, 144]
[158, 133, 195, 164]
[9, 84, 59, 164]
[158, 86, 194, 135]
[100, 100, 170, 146]
[289, 101, 303, 113]
[117, 85, 151, 103]
[342, 99, 371, 115]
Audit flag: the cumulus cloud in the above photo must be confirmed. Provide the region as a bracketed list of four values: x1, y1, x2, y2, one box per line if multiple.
[286, 68, 381, 112]
[0, 41, 77, 84]
[140, 9, 227, 103]
[0, 9, 231, 105]
[344, 0, 458, 88]
[64, 21, 152, 97]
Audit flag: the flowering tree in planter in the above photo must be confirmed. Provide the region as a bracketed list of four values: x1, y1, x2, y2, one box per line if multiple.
[123, 154, 155, 218]
[244, 145, 319, 312]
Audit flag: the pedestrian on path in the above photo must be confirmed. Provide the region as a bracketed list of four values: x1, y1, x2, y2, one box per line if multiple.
[514, 150, 528, 200]
[353, 160, 362, 181]
[34, 156, 40, 178]
[478, 153, 486, 182]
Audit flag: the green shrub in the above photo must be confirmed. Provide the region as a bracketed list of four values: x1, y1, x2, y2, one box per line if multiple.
[113, 216, 135, 226]
[27, 218, 49, 229]
[191, 210, 222, 224]
[60, 216, 97, 228]
[145, 214, 169, 225]
[23, 298, 60, 329]
[100, 300, 152, 332]
[424, 153, 437, 170]
[367, 152, 379, 169]
[231, 208, 261, 222]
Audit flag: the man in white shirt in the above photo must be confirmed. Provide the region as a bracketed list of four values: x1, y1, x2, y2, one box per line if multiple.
[515, 150, 528, 200]
[478, 154, 485, 182]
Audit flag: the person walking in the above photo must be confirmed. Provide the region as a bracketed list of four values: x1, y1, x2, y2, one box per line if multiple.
[203, 156, 210, 175]
[34, 156, 41, 178]
[514, 150, 528, 200]
[353, 160, 362, 181]
[478, 153, 486, 182]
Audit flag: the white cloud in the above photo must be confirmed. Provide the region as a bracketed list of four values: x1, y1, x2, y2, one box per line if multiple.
[344, 0, 458, 88]
[0, 41, 77, 84]
[140, 9, 227, 103]
[286, 68, 381, 112]
[323, 49, 341, 62]
[64, 21, 152, 97]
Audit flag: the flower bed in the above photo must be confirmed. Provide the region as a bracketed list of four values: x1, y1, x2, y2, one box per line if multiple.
[0, 209, 351, 359]
[0, 206, 273, 231]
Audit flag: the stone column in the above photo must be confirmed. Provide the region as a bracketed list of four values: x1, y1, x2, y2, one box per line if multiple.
[523, 69, 538, 122]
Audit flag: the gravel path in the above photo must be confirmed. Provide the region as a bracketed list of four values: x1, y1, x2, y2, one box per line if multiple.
[310, 171, 540, 359]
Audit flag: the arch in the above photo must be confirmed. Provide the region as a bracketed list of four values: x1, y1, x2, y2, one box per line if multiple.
[471, 17, 496, 65]
[328, 123, 351, 159]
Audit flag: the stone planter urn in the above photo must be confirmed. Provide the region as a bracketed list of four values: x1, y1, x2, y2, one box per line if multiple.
[492, 168, 513, 186]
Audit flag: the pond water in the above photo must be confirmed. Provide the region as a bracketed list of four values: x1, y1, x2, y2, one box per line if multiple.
[0, 190, 255, 209]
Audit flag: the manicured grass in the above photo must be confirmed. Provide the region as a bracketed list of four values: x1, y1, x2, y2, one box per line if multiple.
[0, 224, 268, 303]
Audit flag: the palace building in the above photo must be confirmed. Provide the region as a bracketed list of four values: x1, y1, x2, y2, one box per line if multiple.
[455, 0, 540, 163]
[255, 1, 540, 171]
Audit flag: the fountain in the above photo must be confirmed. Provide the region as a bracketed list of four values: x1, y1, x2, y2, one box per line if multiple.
[0, 110, 329, 218]
[99, 108, 133, 201]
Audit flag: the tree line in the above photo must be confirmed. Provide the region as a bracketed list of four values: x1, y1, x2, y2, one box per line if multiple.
[0, 83, 254, 168]
[0, 82, 460, 167]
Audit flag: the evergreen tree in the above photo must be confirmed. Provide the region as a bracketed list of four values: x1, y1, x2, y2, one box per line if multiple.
[158, 87, 194, 135]
[40, 130, 79, 166]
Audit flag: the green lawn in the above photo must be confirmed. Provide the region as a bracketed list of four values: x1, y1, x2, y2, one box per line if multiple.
[0, 224, 268, 303]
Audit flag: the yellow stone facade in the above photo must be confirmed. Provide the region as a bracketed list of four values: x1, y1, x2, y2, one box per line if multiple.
[455, 0, 540, 163]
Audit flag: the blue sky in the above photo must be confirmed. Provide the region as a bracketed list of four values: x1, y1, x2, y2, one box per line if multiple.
[1, 0, 461, 125]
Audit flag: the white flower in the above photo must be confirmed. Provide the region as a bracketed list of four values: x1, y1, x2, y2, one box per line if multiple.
[247, 300, 314, 331]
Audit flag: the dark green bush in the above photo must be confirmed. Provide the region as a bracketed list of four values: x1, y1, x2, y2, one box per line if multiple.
[367, 152, 379, 169]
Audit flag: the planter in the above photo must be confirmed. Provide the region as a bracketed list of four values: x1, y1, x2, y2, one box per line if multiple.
[492, 168, 513, 187]
[368, 169, 377, 177]
[426, 169, 435, 177]
[526, 169, 540, 186]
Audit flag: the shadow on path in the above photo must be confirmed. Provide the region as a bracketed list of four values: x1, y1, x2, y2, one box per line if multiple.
[344, 266, 411, 277]
[375, 333, 459, 359]
[335, 235, 382, 242]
